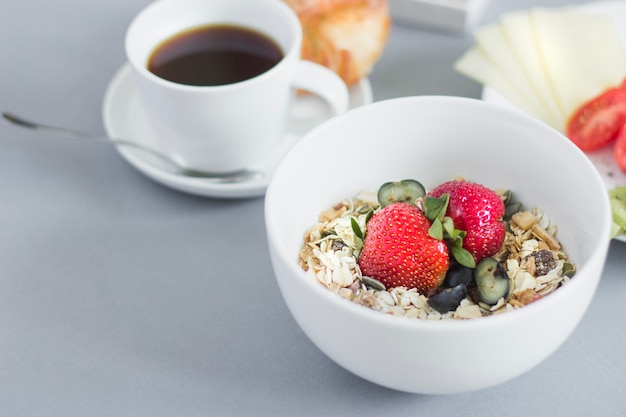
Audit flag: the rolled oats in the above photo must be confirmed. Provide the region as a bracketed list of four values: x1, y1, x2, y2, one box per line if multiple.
[298, 191, 576, 320]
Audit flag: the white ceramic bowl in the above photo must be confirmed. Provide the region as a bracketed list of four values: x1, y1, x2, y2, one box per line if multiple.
[264, 96, 611, 394]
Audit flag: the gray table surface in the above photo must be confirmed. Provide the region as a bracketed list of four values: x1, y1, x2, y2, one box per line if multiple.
[1, 0, 625, 415]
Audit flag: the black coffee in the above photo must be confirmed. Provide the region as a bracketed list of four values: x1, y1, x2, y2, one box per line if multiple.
[147, 24, 283, 86]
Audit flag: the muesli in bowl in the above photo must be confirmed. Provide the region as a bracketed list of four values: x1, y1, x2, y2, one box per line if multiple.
[300, 178, 576, 320]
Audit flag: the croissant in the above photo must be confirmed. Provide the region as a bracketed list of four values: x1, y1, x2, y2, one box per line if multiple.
[284, 0, 391, 86]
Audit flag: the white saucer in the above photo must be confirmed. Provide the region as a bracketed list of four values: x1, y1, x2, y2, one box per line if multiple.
[102, 64, 373, 198]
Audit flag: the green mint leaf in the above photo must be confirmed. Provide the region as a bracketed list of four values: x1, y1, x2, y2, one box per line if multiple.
[428, 218, 443, 240]
[448, 228, 466, 241]
[450, 246, 476, 268]
[442, 216, 456, 237]
[351, 217, 364, 241]
[424, 194, 449, 222]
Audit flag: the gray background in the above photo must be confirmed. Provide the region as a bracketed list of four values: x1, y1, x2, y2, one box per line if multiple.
[1, 0, 625, 415]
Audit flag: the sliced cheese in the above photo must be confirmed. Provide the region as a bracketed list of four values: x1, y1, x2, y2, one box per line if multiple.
[532, 7, 626, 118]
[454, 46, 544, 121]
[499, 10, 566, 130]
[474, 23, 557, 126]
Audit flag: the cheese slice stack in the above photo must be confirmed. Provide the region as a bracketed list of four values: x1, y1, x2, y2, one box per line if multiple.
[454, 6, 626, 132]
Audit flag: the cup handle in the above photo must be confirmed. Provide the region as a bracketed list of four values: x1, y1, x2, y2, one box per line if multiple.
[291, 60, 350, 116]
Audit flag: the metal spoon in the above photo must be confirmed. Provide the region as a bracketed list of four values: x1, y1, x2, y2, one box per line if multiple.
[2, 112, 264, 183]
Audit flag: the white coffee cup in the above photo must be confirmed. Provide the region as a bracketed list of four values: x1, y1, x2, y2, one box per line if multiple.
[125, 0, 350, 173]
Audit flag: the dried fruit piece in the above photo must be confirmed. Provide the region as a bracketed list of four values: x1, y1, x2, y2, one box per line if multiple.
[530, 249, 557, 276]
[511, 211, 539, 230]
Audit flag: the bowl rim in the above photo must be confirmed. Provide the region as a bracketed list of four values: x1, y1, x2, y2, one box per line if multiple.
[265, 95, 612, 331]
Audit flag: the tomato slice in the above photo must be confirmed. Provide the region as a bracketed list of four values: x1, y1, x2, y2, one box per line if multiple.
[566, 87, 626, 152]
[614, 124, 626, 174]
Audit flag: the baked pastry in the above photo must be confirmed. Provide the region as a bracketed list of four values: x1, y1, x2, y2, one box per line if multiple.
[284, 0, 391, 86]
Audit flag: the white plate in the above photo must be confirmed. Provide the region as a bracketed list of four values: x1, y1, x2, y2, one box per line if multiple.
[482, 0, 626, 241]
[102, 64, 373, 198]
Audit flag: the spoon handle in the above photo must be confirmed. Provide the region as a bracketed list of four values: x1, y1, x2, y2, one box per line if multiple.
[3, 112, 139, 148]
[2, 112, 264, 183]
[3, 112, 188, 171]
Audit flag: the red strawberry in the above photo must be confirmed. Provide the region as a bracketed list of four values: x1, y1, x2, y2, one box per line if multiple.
[428, 180, 505, 262]
[358, 202, 449, 293]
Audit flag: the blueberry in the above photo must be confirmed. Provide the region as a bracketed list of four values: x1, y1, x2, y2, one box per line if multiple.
[428, 284, 468, 314]
[443, 263, 474, 288]
[472, 257, 510, 305]
[377, 179, 425, 207]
